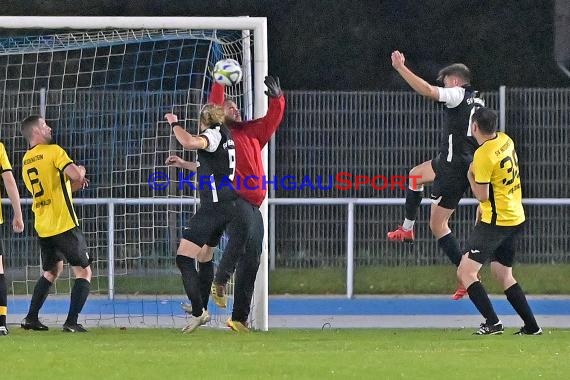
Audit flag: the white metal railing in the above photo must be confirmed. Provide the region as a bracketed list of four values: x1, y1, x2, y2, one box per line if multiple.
[6, 197, 570, 299]
[268, 197, 570, 298]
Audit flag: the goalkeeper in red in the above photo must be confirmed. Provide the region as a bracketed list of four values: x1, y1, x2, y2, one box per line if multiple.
[169, 75, 285, 331]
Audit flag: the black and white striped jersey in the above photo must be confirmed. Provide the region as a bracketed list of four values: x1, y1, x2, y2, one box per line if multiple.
[437, 85, 484, 166]
[196, 123, 237, 203]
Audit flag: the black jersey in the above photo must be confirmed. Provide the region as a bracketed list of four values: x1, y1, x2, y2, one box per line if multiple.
[196, 123, 237, 203]
[438, 85, 484, 166]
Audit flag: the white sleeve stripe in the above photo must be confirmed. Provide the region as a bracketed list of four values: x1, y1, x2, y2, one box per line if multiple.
[437, 87, 465, 108]
[200, 128, 222, 152]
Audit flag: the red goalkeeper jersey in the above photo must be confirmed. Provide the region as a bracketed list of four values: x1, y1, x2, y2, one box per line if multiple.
[209, 83, 285, 206]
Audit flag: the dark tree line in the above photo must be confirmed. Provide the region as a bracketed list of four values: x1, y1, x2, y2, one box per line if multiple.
[2, 0, 569, 90]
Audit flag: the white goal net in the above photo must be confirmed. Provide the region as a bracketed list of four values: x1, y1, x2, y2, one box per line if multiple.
[0, 17, 269, 330]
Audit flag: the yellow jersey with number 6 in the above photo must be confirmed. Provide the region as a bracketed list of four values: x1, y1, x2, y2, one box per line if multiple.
[472, 132, 525, 226]
[22, 144, 78, 237]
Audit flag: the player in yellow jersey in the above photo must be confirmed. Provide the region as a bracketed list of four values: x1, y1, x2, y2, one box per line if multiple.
[0, 142, 24, 336]
[457, 107, 542, 336]
[20, 115, 91, 333]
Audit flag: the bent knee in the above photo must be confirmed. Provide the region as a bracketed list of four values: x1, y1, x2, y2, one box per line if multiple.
[45, 262, 64, 281]
[74, 265, 92, 281]
[429, 220, 449, 237]
[44, 270, 59, 282]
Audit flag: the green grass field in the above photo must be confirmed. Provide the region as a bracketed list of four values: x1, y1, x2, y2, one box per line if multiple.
[11, 264, 570, 295]
[3, 328, 569, 379]
[270, 264, 570, 295]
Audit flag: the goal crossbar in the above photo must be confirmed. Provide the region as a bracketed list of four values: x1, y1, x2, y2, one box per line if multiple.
[0, 16, 267, 31]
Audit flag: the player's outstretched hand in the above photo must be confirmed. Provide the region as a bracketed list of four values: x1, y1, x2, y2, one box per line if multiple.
[165, 155, 184, 168]
[264, 76, 283, 98]
[391, 50, 406, 70]
[165, 113, 178, 126]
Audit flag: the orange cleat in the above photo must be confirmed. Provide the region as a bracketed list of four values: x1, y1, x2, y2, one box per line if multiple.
[386, 226, 414, 243]
[453, 274, 481, 300]
[452, 282, 467, 300]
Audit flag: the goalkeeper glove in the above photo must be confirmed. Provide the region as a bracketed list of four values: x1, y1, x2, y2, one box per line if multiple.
[264, 76, 283, 98]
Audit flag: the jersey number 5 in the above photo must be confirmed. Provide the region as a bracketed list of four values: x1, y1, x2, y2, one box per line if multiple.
[26, 167, 45, 197]
[500, 150, 520, 186]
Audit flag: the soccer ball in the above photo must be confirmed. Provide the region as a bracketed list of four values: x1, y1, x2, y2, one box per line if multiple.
[212, 59, 243, 86]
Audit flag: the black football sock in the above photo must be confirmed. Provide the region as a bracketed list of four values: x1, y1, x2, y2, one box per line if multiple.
[65, 278, 91, 325]
[0, 273, 7, 326]
[467, 281, 499, 325]
[404, 187, 423, 221]
[176, 255, 203, 317]
[438, 233, 462, 267]
[198, 260, 214, 310]
[505, 283, 539, 331]
[26, 276, 53, 321]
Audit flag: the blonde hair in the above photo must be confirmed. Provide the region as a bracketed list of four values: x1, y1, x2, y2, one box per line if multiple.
[199, 104, 225, 126]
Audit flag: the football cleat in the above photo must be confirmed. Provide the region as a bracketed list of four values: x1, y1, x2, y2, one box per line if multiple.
[182, 309, 210, 334]
[181, 303, 211, 322]
[62, 322, 88, 333]
[452, 282, 467, 300]
[0, 326, 8, 336]
[211, 283, 227, 308]
[453, 274, 482, 300]
[474, 321, 504, 335]
[181, 302, 193, 314]
[21, 318, 49, 331]
[514, 326, 543, 335]
[226, 318, 250, 333]
[386, 226, 414, 243]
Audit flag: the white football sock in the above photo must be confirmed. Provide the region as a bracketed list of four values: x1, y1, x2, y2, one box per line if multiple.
[402, 219, 415, 231]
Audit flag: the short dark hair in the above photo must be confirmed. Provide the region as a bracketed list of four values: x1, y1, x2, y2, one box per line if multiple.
[472, 107, 498, 134]
[437, 63, 471, 84]
[21, 115, 42, 140]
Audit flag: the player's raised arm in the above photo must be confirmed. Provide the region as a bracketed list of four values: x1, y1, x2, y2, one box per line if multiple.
[238, 76, 286, 147]
[208, 82, 225, 105]
[391, 50, 439, 101]
[165, 113, 208, 151]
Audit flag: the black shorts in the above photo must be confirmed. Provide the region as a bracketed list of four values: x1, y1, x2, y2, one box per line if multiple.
[466, 222, 524, 267]
[430, 155, 470, 210]
[182, 197, 250, 249]
[39, 227, 91, 271]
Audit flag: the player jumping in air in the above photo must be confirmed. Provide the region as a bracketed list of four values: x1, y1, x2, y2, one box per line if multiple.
[387, 51, 484, 300]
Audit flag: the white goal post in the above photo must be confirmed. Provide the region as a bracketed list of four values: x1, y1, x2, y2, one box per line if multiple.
[0, 16, 270, 331]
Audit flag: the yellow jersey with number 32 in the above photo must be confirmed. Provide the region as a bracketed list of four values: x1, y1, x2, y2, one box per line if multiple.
[472, 132, 525, 226]
[22, 144, 78, 237]
[0, 142, 13, 224]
